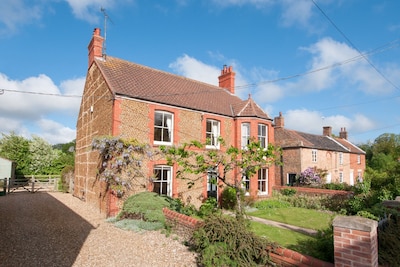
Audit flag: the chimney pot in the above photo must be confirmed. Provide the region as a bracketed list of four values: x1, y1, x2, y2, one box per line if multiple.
[339, 127, 348, 139]
[274, 112, 284, 128]
[218, 65, 235, 94]
[323, 126, 332, 137]
[88, 28, 104, 68]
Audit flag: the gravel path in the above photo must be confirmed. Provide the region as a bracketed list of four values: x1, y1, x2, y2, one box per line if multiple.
[0, 191, 197, 267]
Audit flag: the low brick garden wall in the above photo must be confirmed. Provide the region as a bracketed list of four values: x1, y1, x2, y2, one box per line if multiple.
[162, 208, 334, 267]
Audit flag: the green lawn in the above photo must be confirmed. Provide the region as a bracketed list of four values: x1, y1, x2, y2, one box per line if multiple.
[249, 221, 315, 248]
[247, 207, 334, 231]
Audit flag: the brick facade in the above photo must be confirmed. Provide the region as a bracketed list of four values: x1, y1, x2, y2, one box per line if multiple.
[74, 28, 277, 215]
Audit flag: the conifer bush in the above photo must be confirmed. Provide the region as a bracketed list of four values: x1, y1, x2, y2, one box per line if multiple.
[189, 213, 275, 266]
[117, 191, 170, 223]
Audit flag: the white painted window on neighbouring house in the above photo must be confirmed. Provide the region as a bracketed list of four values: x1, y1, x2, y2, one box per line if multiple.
[339, 172, 344, 183]
[312, 149, 317, 162]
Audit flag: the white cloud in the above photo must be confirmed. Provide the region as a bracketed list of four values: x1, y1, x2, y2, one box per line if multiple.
[210, 0, 274, 9]
[0, 73, 84, 144]
[64, 0, 116, 24]
[280, 0, 314, 28]
[290, 37, 399, 95]
[283, 109, 375, 138]
[0, 1, 42, 35]
[37, 119, 76, 144]
[169, 54, 220, 86]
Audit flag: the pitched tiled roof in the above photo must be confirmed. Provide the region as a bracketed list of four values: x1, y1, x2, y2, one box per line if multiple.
[275, 128, 349, 152]
[95, 56, 271, 120]
[334, 138, 366, 154]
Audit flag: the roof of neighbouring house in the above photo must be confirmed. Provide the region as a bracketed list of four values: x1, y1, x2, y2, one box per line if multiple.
[274, 128, 349, 152]
[94, 56, 271, 120]
[334, 138, 366, 154]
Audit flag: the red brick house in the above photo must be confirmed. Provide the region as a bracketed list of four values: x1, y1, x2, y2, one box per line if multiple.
[274, 112, 366, 186]
[74, 28, 276, 215]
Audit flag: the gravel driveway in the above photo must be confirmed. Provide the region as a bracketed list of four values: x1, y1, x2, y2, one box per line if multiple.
[0, 191, 197, 267]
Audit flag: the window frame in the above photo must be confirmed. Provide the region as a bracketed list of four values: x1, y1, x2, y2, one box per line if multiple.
[311, 149, 317, 163]
[357, 154, 361, 164]
[207, 168, 218, 199]
[152, 165, 172, 196]
[339, 152, 343, 165]
[258, 168, 268, 195]
[154, 111, 173, 145]
[241, 122, 251, 148]
[242, 174, 250, 196]
[339, 172, 344, 183]
[258, 124, 268, 148]
[206, 119, 220, 149]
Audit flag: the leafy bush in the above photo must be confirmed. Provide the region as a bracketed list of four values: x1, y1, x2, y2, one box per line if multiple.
[281, 188, 296, 196]
[293, 225, 334, 263]
[167, 197, 198, 216]
[117, 192, 170, 223]
[198, 197, 218, 218]
[221, 187, 239, 210]
[379, 215, 400, 266]
[190, 214, 275, 266]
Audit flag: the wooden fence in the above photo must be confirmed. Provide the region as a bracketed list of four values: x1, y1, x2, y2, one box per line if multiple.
[4, 175, 60, 194]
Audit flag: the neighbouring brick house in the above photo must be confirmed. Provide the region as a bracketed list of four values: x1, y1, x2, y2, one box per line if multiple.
[274, 112, 366, 186]
[74, 28, 276, 215]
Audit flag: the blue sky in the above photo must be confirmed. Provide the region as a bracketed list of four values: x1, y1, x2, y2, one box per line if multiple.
[0, 0, 399, 145]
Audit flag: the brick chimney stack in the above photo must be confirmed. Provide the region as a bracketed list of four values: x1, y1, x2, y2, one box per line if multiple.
[218, 65, 235, 94]
[274, 112, 285, 128]
[323, 126, 332, 137]
[88, 28, 104, 68]
[339, 127, 348, 139]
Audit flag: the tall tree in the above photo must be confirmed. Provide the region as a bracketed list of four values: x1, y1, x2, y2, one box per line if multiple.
[29, 135, 61, 175]
[0, 132, 30, 175]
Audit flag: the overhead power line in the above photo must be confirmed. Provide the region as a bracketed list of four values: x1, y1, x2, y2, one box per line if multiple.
[235, 38, 400, 89]
[310, 0, 400, 92]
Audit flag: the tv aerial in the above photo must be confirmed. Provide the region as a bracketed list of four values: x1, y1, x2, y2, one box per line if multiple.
[100, 7, 114, 57]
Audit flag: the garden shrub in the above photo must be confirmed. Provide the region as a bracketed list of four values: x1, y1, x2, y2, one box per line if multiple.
[292, 225, 334, 263]
[189, 213, 275, 266]
[117, 191, 170, 223]
[281, 188, 296, 196]
[198, 197, 218, 218]
[221, 187, 241, 210]
[378, 215, 400, 266]
[168, 197, 198, 216]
